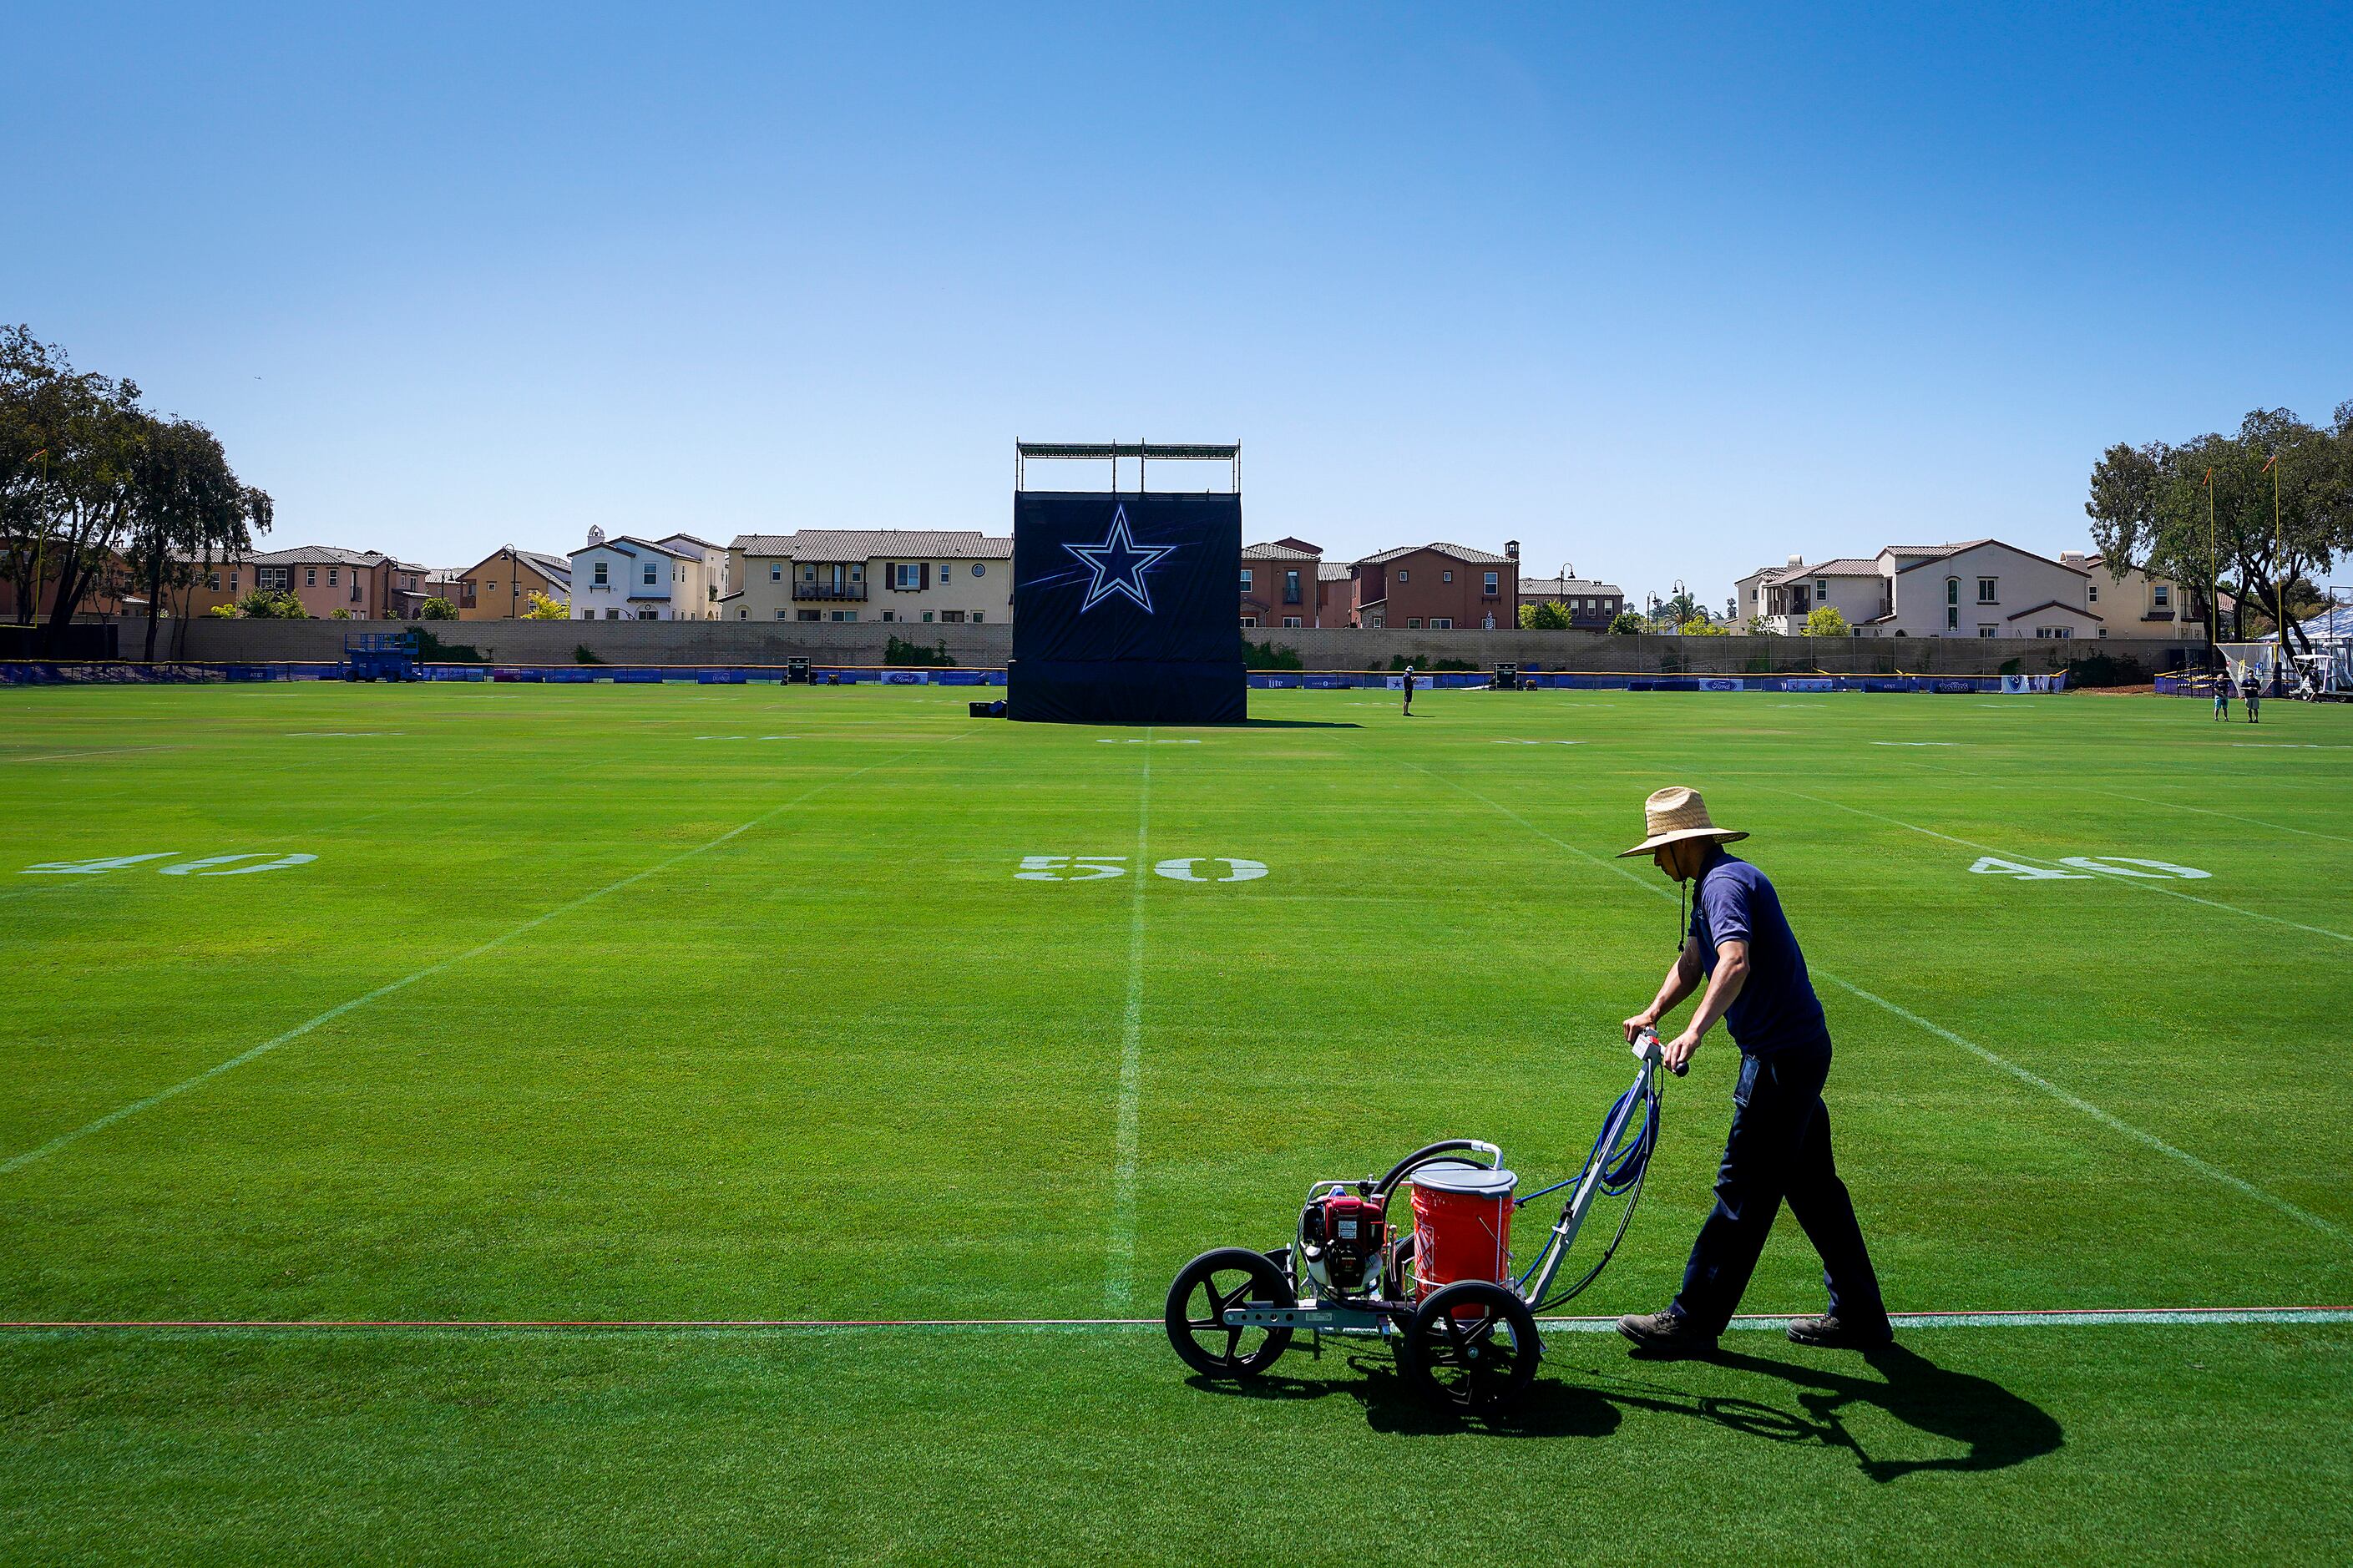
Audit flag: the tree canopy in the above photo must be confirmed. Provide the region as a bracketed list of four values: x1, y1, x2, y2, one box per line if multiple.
[1517, 599, 1572, 630]
[1803, 605, 1851, 637]
[2086, 403, 2353, 648]
[2, 326, 271, 649]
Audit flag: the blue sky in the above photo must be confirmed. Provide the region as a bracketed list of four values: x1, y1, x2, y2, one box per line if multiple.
[7, 3, 2349, 606]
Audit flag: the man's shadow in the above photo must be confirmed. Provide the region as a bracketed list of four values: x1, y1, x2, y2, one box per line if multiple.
[1188, 1339, 2060, 1479]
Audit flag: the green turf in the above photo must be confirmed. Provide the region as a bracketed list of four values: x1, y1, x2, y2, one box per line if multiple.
[3, 681, 2349, 1561]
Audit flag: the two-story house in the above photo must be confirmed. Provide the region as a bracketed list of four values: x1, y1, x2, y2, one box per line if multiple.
[1349, 542, 1520, 630]
[568, 532, 726, 620]
[1735, 539, 2204, 640]
[243, 546, 427, 619]
[726, 530, 1013, 625]
[450, 547, 573, 619]
[1516, 574, 1627, 629]
[1240, 541, 1319, 628]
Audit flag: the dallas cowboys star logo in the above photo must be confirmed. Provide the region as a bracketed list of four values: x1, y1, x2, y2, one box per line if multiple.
[1062, 506, 1177, 614]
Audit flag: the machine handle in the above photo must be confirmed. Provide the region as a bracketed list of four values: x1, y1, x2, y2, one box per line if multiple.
[1633, 1025, 1686, 1077]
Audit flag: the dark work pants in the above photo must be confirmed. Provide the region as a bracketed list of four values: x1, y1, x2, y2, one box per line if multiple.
[1672, 1042, 1887, 1334]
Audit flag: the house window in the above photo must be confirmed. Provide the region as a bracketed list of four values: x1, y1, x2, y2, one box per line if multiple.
[594, 562, 608, 586]
[1815, 579, 1829, 598]
[229, 573, 238, 593]
[327, 569, 338, 586]
[893, 563, 922, 590]
[1946, 578, 1960, 631]
[1442, 570, 1453, 583]
[1284, 570, 1301, 604]
[486, 580, 497, 593]
[1979, 625, 1997, 638]
[774, 609, 787, 620]
[1484, 571, 1499, 594]
[2153, 584, 2170, 608]
[205, 572, 220, 590]
[797, 609, 820, 621]
[1240, 568, 1253, 591]
[802, 565, 817, 582]
[921, 610, 935, 623]
[1240, 615, 1257, 627]
[1398, 569, 1409, 583]
[1407, 617, 1423, 629]
[642, 562, 657, 586]
[939, 564, 952, 582]
[1432, 617, 1453, 629]
[637, 609, 658, 620]
[880, 610, 895, 622]
[2036, 625, 2073, 640]
[2087, 581, 2098, 603]
[771, 564, 782, 581]
[971, 612, 984, 624]
[832, 610, 856, 622]
[605, 609, 620, 620]
[1977, 577, 1997, 604]
[941, 610, 965, 624]
[1283, 616, 1302, 628]
[306, 568, 317, 586]
[848, 565, 863, 582]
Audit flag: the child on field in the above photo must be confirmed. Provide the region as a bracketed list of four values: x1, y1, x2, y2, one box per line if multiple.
[2213, 678, 2230, 721]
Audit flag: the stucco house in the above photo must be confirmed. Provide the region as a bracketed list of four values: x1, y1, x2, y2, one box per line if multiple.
[726, 530, 1012, 625]
[1735, 539, 2200, 640]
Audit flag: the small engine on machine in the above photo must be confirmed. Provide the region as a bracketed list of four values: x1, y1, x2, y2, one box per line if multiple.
[1298, 1186, 1389, 1297]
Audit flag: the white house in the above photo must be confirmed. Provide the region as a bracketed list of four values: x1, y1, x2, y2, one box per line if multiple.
[1735, 539, 2199, 640]
[569, 532, 728, 620]
[726, 530, 1013, 625]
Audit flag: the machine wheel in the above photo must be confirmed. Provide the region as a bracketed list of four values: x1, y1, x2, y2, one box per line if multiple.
[1165, 1247, 1295, 1380]
[1398, 1281, 1541, 1414]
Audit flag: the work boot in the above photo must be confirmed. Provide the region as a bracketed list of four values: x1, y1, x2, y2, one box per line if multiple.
[1785, 1314, 1895, 1349]
[1617, 1308, 1716, 1358]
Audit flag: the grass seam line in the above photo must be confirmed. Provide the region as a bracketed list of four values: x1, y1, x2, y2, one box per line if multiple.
[3, 1306, 2347, 1334]
[0, 740, 959, 1180]
[1402, 761, 2348, 1249]
[1103, 728, 1152, 1313]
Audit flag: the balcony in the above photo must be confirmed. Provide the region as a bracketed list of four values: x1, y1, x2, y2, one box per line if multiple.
[792, 582, 868, 601]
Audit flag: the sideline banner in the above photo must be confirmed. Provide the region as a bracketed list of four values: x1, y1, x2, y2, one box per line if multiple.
[1010, 493, 1244, 724]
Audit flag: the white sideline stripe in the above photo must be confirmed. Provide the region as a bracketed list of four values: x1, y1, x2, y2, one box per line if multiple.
[0, 744, 955, 1179]
[1103, 731, 1152, 1312]
[4, 1306, 2347, 1335]
[1820, 976, 2346, 1243]
[2091, 788, 2353, 848]
[1403, 763, 2348, 1248]
[1773, 786, 2353, 946]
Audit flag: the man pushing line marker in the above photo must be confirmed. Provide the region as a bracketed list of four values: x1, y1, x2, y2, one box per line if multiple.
[1613, 787, 1893, 1357]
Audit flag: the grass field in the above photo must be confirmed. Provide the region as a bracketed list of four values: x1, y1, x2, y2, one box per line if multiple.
[3, 680, 2349, 1563]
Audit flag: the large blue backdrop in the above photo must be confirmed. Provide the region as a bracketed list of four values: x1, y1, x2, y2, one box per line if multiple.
[1008, 492, 1244, 724]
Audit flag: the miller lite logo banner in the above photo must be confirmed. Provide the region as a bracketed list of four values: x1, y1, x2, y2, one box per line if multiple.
[1010, 491, 1243, 723]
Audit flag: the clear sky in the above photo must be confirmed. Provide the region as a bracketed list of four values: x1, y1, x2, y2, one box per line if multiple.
[8, 3, 2349, 608]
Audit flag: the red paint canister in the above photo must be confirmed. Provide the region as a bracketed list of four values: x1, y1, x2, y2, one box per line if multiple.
[1408, 1161, 1517, 1298]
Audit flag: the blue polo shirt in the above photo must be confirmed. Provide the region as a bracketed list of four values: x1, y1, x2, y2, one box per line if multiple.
[1688, 849, 1829, 1057]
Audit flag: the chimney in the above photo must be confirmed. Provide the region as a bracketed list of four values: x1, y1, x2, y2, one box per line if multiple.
[1505, 539, 1520, 561]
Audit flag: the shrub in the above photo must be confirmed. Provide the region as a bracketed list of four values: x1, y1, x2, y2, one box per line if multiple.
[522, 592, 569, 621]
[1802, 606, 1851, 637]
[1242, 639, 1303, 670]
[1607, 610, 1647, 635]
[413, 626, 484, 662]
[1678, 616, 1728, 636]
[225, 589, 309, 619]
[1518, 600, 1572, 630]
[884, 635, 954, 667]
[419, 597, 458, 620]
[574, 644, 605, 665]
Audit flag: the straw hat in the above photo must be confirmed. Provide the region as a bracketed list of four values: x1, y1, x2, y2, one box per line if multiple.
[1617, 786, 1748, 857]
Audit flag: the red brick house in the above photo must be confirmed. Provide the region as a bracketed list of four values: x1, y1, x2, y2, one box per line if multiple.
[1240, 541, 1318, 628]
[1349, 542, 1521, 630]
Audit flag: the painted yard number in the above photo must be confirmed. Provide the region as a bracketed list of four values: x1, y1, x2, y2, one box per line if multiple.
[1968, 856, 2209, 882]
[22, 852, 317, 878]
[1017, 856, 1268, 883]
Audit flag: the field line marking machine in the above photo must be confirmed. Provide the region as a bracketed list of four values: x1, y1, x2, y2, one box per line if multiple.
[1165, 1029, 1679, 1414]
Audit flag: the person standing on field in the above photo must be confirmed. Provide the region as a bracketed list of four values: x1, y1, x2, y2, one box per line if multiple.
[2213, 675, 2230, 721]
[1613, 786, 1891, 1356]
[1401, 664, 1416, 716]
[2243, 673, 2260, 724]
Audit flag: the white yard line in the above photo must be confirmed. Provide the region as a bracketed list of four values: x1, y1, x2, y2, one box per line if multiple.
[0, 744, 955, 1179]
[1769, 785, 2353, 945]
[1402, 761, 2346, 1247]
[2090, 787, 2353, 848]
[1103, 731, 1152, 1313]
